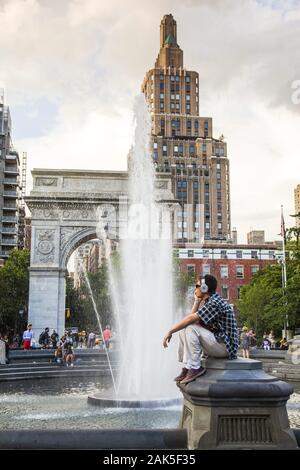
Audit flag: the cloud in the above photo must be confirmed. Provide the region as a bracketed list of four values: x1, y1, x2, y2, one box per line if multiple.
[0, 0, 299, 242]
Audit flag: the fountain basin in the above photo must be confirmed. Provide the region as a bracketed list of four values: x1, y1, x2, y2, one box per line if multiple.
[88, 394, 182, 408]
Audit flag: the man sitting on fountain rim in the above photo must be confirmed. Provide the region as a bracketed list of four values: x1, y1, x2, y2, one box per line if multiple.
[163, 274, 239, 385]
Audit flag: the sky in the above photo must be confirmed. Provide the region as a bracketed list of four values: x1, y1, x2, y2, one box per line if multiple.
[1, 0, 300, 244]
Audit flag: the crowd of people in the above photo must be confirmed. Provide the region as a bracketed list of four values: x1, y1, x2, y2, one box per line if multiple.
[239, 327, 289, 357]
[0, 324, 113, 366]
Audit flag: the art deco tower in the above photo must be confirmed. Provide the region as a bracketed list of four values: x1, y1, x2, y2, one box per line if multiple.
[142, 14, 231, 242]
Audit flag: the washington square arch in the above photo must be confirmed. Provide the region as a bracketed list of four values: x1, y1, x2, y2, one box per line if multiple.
[25, 168, 176, 338]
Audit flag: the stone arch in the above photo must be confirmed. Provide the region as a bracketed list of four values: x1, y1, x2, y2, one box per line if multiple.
[25, 168, 175, 339]
[61, 227, 99, 269]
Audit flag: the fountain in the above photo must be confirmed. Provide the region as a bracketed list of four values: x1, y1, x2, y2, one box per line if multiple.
[88, 94, 180, 408]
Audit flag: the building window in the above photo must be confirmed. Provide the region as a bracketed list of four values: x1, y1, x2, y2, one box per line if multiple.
[160, 93, 164, 99]
[188, 250, 194, 258]
[236, 265, 244, 279]
[236, 250, 243, 259]
[220, 265, 228, 278]
[202, 264, 210, 276]
[220, 250, 227, 259]
[218, 222, 222, 229]
[187, 265, 195, 273]
[269, 251, 275, 259]
[176, 94, 180, 100]
[186, 95, 190, 101]
[186, 76, 190, 83]
[203, 249, 209, 258]
[160, 74, 164, 80]
[251, 265, 259, 275]
[251, 250, 258, 259]
[217, 183, 221, 190]
[221, 285, 229, 299]
[204, 121, 208, 129]
[160, 82, 164, 90]
[237, 286, 241, 299]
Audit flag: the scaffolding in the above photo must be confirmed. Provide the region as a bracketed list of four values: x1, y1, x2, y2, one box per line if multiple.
[21, 151, 27, 205]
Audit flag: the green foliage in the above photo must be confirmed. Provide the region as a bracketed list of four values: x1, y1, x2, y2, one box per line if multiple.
[65, 262, 113, 333]
[0, 249, 30, 334]
[237, 227, 300, 342]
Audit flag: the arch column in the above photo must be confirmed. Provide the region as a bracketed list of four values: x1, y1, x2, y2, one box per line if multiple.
[28, 267, 67, 339]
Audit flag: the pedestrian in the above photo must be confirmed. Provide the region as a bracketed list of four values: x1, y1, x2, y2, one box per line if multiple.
[103, 325, 112, 350]
[39, 327, 50, 348]
[240, 326, 250, 359]
[73, 331, 79, 349]
[64, 330, 73, 346]
[23, 323, 33, 351]
[13, 333, 22, 348]
[51, 330, 59, 349]
[248, 329, 257, 348]
[87, 331, 96, 349]
[54, 344, 64, 366]
[262, 336, 271, 351]
[268, 330, 276, 349]
[163, 275, 238, 385]
[279, 337, 289, 350]
[63, 340, 75, 367]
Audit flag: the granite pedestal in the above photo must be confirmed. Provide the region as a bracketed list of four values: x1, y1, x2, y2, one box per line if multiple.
[178, 358, 298, 450]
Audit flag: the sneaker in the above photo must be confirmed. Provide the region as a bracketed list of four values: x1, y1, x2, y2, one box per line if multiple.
[174, 368, 188, 382]
[180, 366, 206, 384]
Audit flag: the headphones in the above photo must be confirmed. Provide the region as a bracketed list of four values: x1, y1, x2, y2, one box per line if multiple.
[200, 278, 209, 294]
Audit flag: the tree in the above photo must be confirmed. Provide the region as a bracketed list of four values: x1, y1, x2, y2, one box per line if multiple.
[0, 249, 30, 334]
[65, 262, 114, 332]
[237, 227, 300, 342]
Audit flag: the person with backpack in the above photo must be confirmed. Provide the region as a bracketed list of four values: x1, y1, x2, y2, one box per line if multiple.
[51, 330, 59, 349]
[39, 327, 50, 349]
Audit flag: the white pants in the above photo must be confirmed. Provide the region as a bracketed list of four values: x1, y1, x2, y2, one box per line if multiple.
[178, 324, 228, 369]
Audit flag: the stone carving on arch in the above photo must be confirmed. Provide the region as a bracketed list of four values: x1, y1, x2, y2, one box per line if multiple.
[34, 229, 56, 264]
[60, 226, 99, 268]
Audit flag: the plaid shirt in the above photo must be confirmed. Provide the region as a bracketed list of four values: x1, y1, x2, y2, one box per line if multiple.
[197, 293, 238, 359]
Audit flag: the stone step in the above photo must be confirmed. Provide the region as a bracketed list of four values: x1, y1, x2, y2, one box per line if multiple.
[0, 368, 118, 382]
[0, 360, 119, 369]
[0, 364, 117, 375]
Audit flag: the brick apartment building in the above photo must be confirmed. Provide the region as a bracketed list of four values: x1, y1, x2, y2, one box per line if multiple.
[176, 243, 280, 304]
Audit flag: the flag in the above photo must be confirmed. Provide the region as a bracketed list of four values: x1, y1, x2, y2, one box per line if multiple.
[281, 206, 286, 244]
